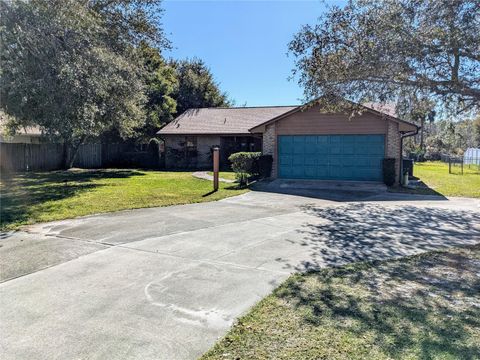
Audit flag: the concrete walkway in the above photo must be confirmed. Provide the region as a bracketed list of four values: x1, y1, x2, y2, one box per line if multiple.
[192, 171, 236, 183]
[1, 190, 479, 359]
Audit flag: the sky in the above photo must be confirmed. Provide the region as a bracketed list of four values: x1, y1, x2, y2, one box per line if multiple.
[162, 1, 339, 106]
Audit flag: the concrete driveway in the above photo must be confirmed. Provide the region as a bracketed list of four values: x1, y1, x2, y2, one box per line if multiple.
[1, 189, 479, 359]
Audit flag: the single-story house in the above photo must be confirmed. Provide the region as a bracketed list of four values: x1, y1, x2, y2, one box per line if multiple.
[0, 115, 45, 144]
[157, 101, 418, 183]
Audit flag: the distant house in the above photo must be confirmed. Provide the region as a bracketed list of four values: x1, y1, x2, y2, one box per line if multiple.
[158, 101, 419, 183]
[0, 120, 46, 144]
[0, 112, 55, 144]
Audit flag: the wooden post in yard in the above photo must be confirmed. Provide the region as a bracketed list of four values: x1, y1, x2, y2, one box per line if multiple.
[213, 146, 219, 191]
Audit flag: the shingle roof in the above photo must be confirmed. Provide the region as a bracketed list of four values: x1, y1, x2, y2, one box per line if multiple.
[362, 102, 397, 117]
[157, 106, 298, 135]
[0, 112, 42, 135]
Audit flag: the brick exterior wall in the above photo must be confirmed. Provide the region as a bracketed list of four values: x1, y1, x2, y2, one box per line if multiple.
[386, 120, 401, 184]
[262, 123, 276, 178]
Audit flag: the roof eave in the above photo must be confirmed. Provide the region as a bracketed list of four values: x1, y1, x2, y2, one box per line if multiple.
[249, 98, 420, 133]
[361, 106, 419, 131]
[156, 131, 256, 136]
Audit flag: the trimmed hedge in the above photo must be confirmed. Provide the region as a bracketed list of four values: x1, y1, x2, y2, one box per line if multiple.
[228, 152, 274, 185]
[228, 152, 261, 185]
[382, 158, 396, 186]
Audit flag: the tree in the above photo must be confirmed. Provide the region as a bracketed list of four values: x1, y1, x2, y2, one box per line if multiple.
[289, 0, 480, 116]
[172, 59, 231, 115]
[0, 0, 168, 167]
[407, 96, 436, 151]
[404, 117, 480, 159]
[474, 116, 480, 146]
[138, 42, 177, 138]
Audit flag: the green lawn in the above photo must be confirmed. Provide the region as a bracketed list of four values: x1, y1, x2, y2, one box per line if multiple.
[202, 245, 480, 360]
[393, 161, 480, 198]
[207, 171, 237, 181]
[0, 169, 247, 230]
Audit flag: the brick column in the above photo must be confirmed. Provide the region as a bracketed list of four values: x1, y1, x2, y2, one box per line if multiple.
[386, 120, 401, 184]
[262, 123, 276, 178]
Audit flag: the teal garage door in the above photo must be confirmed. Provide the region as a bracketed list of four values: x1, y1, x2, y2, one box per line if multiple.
[278, 135, 385, 181]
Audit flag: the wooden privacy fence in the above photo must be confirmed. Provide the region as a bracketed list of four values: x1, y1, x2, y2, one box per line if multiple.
[0, 143, 64, 171]
[73, 143, 102, 169]
[0, 142, 161, 172]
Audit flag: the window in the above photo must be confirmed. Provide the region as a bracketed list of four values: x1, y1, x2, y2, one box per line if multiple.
[185, 136, 197, 158]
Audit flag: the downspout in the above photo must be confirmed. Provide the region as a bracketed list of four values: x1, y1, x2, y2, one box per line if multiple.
[400, 127, 420, 185]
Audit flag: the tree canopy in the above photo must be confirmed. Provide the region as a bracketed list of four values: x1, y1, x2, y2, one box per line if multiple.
[137, 42, 177, 138]
[172, 58, 231, 115]
[289, 0, 480, 117]
[1, 1, 231, 158]
[405, 116, 480, 159]
[0, 0, 168, 166]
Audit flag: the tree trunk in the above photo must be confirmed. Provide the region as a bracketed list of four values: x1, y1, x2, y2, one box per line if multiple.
[67, 143, 82, 169]
[62, 141, 72, 169]
[62, 136, 87, 169]
[420, 117, 425, 150]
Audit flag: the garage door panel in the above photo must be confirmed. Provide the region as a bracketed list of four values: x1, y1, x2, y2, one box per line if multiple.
[317, 158, 329, 166]
[304, 140, 317, 154]
[279, 155, 293, 166]
[358, 168, 381, 180]
[278, 136, 293, 155]
[292, 155, 304, 166]
[304, 155, 318, 166]
[316, 166, 329, 178]
[365, 146, 384, 155]
[279, 167, 293, 178]
[328, 166, 343, 179]
[293, 144, 305, 154]
[341, 157, 358, 166]
[330, 145, 343, 155]
[279, 143, 293, 155]
[304, 166, 317, 178]
[328, 155, 343, 164]
[356, 157, 382, 167]
[367, 157, 384, 167]
[316, 144, 330, 154]
[343, 144, 356, 154]
[279, 135, 293, 145]
[278, 135, 385, 181]
[291, 166, 305, 177]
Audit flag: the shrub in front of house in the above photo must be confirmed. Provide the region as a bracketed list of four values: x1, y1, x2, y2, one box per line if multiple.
[228, 152, 261, 185]
[382, 158, 396, 186]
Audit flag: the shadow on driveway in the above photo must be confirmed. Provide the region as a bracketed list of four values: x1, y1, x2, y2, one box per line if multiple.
[280, 203, 480, 272]
[251, 179, 448, 202]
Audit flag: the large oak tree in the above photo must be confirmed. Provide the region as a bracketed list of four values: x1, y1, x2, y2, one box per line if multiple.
[0, 0, 169, 167]
[289, 0, 480, 117]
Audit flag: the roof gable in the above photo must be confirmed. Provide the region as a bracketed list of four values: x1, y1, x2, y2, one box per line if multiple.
[249, 100, 419, 133]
